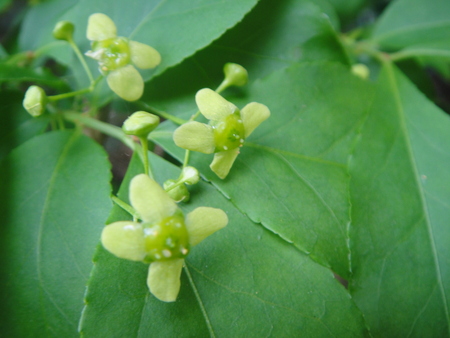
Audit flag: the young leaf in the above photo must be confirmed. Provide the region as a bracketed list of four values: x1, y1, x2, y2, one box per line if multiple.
[80, 154, 370, 336]
[349, 62, 450, 336]
[152, 61, 374, 279]
[0, 131, 112, 337]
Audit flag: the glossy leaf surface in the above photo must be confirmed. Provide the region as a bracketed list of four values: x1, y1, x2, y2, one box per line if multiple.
[349, 62, 450, 337]
[80, 154, 369, 337]
[152, 62, 374, 278]
[0, 131, 112, 337]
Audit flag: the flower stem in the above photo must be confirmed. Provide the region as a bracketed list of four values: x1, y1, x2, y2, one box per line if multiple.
[111, 195, 140, 220]
[138, 136, 154, 179]
[62, 111, 136, 150]
[182, 149, 190, 168]
[68, 37, 95, 84]
[48, 87, 92, 101]
[136, 101, 187, 125]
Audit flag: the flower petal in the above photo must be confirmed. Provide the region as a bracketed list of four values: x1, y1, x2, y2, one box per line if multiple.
[240, 102, 270, 138]
[210, 148, 240, 179]
[106, 65, 144, 101]
[86, 13, 117, 41]
[129, 41, 161, 69]
[147, 259, 184, 302]
[185, 207, 228, 246]
[173, 121, 215, 154]
[101, 221, 146, 261]
[195, 88, 238, 121]
[129, 174, 178, 224]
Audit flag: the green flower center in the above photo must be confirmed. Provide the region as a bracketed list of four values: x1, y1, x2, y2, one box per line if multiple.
[142, 215, 190, 263]
[92, 37, 131, 71]
[211, 110, 245, 152]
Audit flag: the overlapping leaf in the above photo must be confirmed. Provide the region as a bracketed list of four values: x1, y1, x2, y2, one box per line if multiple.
[349, 62, 450, 336]
[372, 0, 450, 56]
[152, 62, 374, 278]
[142, 0, 348, 115]
[19, 0, 259, 84]
[80, 154, 369, 337]
[0, 131, 112, 337]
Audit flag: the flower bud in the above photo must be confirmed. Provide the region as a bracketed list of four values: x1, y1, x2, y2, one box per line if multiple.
[223, 63, 248, 87]
[163, 179, 190, 203]
[53, 21, 75, 41]
[23, 86, 47, 117]
[179, 166, 199, 185]
[351, 63, 370, 80]
[122, 111, 160, 137]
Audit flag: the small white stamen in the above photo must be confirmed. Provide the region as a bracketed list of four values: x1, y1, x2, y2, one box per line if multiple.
[238, 120, 242, 123]
[175, 223, 181, 228]
[181, 248, 188, 255]
[162, 250, 172, 258]
[154, 254, 161, 259]
[223, 146, 228, 150]
[240, 139, 244, 143]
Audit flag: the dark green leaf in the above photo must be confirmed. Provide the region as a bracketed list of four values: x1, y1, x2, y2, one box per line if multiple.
[0, 90, 49, 161]
[372, 0, 450, 50]
[0, 131, 112, 337]
[0, 63, 66, 87]
[80, 154, 369, 337]
[19, 0, 259, 83]
[152, 62, 374, 278]
[142, 0, 349, 115]
[349, 62, 450, 336]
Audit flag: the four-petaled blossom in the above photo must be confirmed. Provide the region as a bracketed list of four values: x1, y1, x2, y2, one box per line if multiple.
[85, 13, 161, 101]
[101, 174, 228, 302]
[173, 88, 270, 179]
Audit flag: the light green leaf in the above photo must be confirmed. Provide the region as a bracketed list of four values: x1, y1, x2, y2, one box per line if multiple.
[349, 62, 450, 336]
[80, 154, 369, 336]
[0, 131, 112, 337]
[152, 61, 374, 278]
[372, 0, 450, 50]
[0, 90, 49, 161]
[143, 0, 349, 115]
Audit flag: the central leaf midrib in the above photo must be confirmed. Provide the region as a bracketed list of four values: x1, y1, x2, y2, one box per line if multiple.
[385, 61, 450, 331]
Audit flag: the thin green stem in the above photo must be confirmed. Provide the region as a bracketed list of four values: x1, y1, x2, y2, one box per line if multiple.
[62, 111, 136, 151]
[190, 110, 201, 121]
[390, 48, 450, 62]
[136, 101, 187, 125]
[111, 196, 140, 220]
[215, 79, 229, 94]
[48, 87, 92, 101]
[183, 150, 190, 168]
[68, 38, 95, 84]
[57, 114, 65, 130]
[139, 136, 154, 179]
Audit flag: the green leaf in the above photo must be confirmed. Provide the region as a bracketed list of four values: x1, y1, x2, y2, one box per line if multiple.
[371, 0, 450, 50]
[20, 0, 259, 83]
[0, 131, 112, 337]
[142, 0, 349, 115]
[80, 154, 369, 336]
[0, 90, 49, 161]
[0, 63, 66, 88]
[349, 62, 450, 336]
[152, 61, 374, 278]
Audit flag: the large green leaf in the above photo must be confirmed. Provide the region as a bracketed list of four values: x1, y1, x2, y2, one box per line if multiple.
[371, 0, 450, 50]
[142, 0, 348, 115]
[80, 154, 369, 337]
[349, 62, 450, 336]
[0, 90, 49, 161]
[19, 0, 259, 84]
[0, 63, 66, 88]
[152, 62, 374, 278]
[0, 131, 112, 337]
